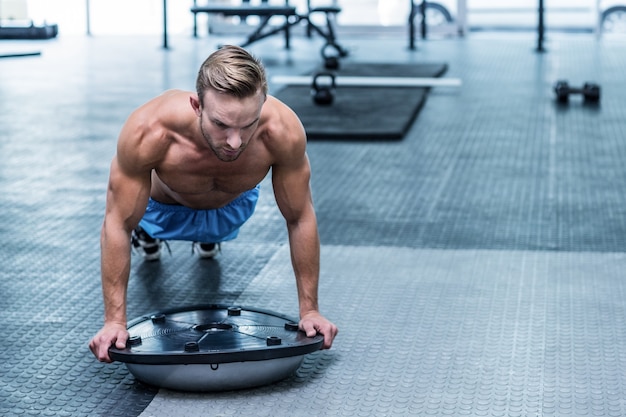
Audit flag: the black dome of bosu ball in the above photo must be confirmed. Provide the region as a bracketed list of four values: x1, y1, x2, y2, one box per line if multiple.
[108, 304, 324, 392]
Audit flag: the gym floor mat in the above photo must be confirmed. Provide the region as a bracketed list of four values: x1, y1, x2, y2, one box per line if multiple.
[274, 63, 448, 140]
[140, 245, 626, 417]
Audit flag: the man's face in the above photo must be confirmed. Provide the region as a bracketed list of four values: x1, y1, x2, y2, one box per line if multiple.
[195, 89, 265, 162]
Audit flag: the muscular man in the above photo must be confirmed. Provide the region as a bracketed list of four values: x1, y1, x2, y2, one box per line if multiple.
[89, 45, 338, 362]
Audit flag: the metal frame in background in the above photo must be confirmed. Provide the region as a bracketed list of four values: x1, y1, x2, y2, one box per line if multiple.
[409, 0, 603, 51]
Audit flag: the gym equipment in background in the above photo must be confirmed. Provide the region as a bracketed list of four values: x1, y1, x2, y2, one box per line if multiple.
[554, 80, 601, 103]
[311, 72, 336, 106]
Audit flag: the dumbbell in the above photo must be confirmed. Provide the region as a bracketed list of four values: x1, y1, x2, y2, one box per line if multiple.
[554, 80, 601, 103]
[311, 72, 336, 106]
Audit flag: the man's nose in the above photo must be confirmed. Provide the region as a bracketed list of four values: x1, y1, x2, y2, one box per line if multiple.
[226, 130, 242, 149]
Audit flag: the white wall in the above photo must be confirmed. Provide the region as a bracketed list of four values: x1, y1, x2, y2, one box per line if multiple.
[24, 0, 319, 35]
[1, 0, 29, 20]
[26, 0, 197, 35]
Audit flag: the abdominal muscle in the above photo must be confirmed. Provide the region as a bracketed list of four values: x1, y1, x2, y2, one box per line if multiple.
[149, 169, 265, 210]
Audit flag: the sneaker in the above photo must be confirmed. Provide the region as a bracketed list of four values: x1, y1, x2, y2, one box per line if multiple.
[131, 227, 162, 261]
[192, 242, 221, 259]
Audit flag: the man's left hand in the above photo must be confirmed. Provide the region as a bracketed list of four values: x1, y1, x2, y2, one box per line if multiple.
[299, 311, 338, 349]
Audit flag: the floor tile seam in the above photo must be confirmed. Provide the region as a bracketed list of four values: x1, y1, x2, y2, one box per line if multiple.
[316, 243, 626, 258]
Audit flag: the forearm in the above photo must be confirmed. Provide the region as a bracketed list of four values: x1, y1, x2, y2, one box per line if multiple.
[100, 224, 132, 325]
[287, 216, 338, 349]
[287, 216, 321, 318]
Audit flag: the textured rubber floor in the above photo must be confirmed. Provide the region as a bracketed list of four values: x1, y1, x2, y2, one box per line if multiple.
[140, 245, 626, 417]
[2, 31, 626, 416]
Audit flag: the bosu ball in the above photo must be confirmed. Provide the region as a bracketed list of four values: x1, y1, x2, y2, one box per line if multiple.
[108, 304, 323, 391]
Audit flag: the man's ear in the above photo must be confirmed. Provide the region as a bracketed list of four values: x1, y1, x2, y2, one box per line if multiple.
[190, 94, 202, 116]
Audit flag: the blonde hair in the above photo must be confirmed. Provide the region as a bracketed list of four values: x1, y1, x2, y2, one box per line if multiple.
[196, 45, 268, 105]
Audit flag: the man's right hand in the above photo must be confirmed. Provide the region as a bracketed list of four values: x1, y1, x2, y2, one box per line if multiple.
[89, 322, 129, 363]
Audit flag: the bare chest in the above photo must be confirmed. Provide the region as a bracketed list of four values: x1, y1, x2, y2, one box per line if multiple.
[152, 151, 270, 209]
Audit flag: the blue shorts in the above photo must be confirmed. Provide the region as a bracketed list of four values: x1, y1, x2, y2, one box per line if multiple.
[138, 185, 260, 243]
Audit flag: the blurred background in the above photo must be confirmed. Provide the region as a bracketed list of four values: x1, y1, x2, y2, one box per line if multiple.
[1, 0, 625, 37]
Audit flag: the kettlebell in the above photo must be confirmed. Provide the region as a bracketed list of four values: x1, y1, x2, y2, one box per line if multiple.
[321, 42, 342, 70]
[312, 72, 336, 106]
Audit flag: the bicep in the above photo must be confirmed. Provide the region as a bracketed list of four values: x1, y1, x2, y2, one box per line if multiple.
[272, 153, 315, 224]
[104, 155, 152, 232]
[268, 99, 315, 223]
[104, 111, 162, 231]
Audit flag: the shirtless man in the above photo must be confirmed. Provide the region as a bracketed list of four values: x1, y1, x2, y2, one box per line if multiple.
[89, 45, 338, 362]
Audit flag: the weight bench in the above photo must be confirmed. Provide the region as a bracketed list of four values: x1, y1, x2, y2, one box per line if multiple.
[191, 1, 346, 53]
[191, 4, 297, 48]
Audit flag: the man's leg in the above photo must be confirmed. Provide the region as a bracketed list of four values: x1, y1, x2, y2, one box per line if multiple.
[138, 186, 260, 261]
[131, 226, 163, 261]
[191, 242, 221, 259]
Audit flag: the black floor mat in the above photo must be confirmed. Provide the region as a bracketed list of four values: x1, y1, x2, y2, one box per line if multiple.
[274, 63, 448, 140]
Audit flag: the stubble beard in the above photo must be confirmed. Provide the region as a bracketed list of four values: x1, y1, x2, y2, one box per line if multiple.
[199, 120, 242, 162]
